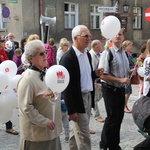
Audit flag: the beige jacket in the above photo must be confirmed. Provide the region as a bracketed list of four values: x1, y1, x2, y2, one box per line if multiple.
[17, 69, 62, 141]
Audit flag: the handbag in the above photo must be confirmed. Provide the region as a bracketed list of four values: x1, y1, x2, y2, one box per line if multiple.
[131, 74, 140, 84]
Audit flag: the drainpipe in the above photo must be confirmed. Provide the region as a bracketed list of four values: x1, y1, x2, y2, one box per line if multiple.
[40, 0, 43, 15]
[111, 0, 114, 6]
[39, 0, 43, 41]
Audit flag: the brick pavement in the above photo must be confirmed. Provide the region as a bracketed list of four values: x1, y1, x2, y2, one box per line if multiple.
[0, 85, 145, 150]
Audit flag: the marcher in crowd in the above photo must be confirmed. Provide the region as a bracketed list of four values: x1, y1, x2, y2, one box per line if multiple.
[48, 38, 57, 65]
[134, 39, 150, 150]
[89, 39, 104, 123]
[137, 43, 147, 97]
[13, 48, 23, 74]
[26, 34, 39, 43]
[56, 38, 70, 143]
[44, 43, 54, 68]
[7, 33, 19, 49]
[122, 40, 134, 113]
[0, 35, 19, 135]
[20, 37, 27, 53]
[56, 38, 70, 65]
[60, 25, 104, 150]
[98, 29, 131, 150]
[17, 40, 62, 150]
[6, 33, 19, 60]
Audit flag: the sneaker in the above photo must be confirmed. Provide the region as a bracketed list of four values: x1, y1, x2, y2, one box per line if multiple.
[64, 137, 69, 143]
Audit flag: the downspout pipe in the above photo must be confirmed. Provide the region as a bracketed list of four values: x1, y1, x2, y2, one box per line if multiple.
[39, 0, 43, 41]
[111, 0, 114, 6]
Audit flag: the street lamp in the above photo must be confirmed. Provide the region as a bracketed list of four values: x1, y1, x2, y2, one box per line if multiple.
[123, 0, 129, 13]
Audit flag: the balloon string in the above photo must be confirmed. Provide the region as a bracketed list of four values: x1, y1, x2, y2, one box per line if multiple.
[17, 64, 23, 71]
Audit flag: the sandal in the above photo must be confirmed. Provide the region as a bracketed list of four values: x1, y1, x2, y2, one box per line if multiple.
[124, 106, 132, 113]
[6, 129, 19, 135]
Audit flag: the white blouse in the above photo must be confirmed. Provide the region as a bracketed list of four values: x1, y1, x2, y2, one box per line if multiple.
[143, 56, 150, 96]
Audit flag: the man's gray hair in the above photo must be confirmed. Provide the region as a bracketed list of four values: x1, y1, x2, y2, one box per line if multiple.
[72, 25, 88, 41]
[24, 40, 44, 64]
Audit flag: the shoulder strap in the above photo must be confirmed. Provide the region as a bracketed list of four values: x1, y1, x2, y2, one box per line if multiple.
[108, 49, 113, 68]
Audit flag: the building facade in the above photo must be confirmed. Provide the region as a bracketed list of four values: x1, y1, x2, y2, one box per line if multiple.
[0, 0, 150, 51]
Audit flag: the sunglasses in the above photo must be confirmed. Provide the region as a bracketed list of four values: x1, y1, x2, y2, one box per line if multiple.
[0, 40, 5, 43]
[77, 34, 92, 39]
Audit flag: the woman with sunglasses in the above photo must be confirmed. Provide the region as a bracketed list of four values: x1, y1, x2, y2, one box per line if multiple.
[17, 40, 62, 150]
[0, 35, 19, 135]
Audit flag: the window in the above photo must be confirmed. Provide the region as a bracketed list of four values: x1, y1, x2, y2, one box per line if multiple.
[0, 3, 5, 29]
[64, 3, 78, 28]
[132, 7, 142, 29]
[90, 5, 101, 29]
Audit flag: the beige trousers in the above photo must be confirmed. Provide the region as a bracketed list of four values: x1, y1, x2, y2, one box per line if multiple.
[69, 92, 92, 150]
[19, 136, 61, 150]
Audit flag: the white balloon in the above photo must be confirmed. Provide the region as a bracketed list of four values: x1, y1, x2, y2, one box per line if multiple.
[0, 109, 13, 123]
[0, 60, 17, 79]
[0, 72, 9, 92]
[9, 74, 21, 90]
[45, 65, 70, 93]
[21, 53, 28, 64]
[5, 40, 12, 50]
[0, 89, 18, 110]
[100, 15, 121, 39]
[137, 67, 144, 77]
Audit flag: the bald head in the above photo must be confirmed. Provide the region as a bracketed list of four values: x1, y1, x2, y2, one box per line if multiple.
[8, 33, 15, 41]
[91, 40, 103, 53]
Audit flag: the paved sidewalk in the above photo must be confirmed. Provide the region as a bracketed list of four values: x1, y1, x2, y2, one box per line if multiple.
[0, 85, 145, 150]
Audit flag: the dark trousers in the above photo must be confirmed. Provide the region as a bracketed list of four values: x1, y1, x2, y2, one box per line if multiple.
[100, 83, 125, 150]
[5, 121, 12, 130]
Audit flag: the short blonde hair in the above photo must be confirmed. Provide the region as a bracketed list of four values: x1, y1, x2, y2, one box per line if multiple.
[27, 34, 39, 43]
[48, 38, 55, 46]
[59, 38, 70, 48]
[122, 40, 133, 49]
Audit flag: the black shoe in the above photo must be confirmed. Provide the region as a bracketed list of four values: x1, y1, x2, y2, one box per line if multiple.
[99, 141, 107, 150]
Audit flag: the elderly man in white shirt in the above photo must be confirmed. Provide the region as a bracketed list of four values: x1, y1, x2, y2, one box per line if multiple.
[89, 40, 104, 123]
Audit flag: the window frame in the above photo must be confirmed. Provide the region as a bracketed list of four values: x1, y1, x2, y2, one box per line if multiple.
[64, 2, 78, 29]
[132, 7, 142, 30]
[90, 5, 102, 29]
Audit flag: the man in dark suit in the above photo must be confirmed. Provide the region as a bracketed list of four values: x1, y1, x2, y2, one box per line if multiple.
[60, 25, 104, 150]
[6, 33, 19, 60]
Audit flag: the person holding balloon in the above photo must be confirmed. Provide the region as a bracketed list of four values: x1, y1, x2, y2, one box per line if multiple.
[0, 35, 19, 135]
[134, 39, 150, 150]
[98, 28, 131, 150]
[136, 43, 147, 97]
[60, 25, 104, 150]
[17, 39, 62, 150]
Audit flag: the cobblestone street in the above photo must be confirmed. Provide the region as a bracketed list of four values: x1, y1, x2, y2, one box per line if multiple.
[0, 85, 145, 150]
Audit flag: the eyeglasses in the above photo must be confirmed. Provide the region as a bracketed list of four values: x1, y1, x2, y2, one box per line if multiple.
[0, 40, 5, 43]
[36, 51, 47, 56]
[77, 34, 92, 39]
